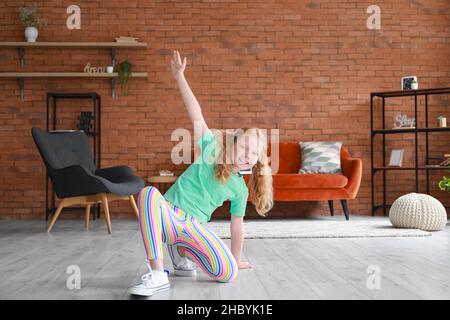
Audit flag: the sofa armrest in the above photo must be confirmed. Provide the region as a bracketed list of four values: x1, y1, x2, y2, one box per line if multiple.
[341, 156, 362, 199]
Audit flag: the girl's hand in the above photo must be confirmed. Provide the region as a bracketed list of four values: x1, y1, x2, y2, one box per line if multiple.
[238, 261, 254, 269]
[171, 50, 187, 79]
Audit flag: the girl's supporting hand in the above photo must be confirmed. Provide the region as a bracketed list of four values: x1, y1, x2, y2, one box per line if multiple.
[171, 50, 187, 79]
[238, 261, 255, 269]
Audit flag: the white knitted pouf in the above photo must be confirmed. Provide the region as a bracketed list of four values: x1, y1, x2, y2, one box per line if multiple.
[389, 193, 447, 231]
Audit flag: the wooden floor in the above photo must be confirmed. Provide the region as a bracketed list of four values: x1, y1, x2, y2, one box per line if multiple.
[0, 217, 449, 300]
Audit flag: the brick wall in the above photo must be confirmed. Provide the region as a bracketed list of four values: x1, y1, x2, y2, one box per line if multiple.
[0, 0, 449, 220]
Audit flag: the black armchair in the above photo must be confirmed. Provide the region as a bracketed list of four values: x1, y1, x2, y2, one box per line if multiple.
[31, 127, 145, 234]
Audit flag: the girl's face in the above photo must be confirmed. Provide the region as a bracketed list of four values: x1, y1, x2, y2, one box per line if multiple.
[232, 132, 261, 171]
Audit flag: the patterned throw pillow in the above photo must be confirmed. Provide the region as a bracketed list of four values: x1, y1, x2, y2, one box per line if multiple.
[299, 141, 343, 174]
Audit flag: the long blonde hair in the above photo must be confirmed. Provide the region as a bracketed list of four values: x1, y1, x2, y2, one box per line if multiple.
[212, 128, 273, 217]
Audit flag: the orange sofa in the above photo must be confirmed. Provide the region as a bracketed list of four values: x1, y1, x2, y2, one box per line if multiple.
[244, 142, 362, 220]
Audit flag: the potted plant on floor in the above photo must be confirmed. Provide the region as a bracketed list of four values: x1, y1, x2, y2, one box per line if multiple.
[20, 5, 47, 42]
[438, 168, 450, 192]
[118, 60, 132, 96]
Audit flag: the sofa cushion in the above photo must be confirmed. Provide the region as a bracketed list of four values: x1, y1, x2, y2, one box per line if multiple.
[273, 173, 348, 189]
[299, 141, 342, 174]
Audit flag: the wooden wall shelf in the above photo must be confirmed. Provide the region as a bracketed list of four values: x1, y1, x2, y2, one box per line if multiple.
[0, 72, 147, 99]
[0, 41, 147, 68]
[0, 72, 148, 78]
[0, 41, 147, 48]
[0, 41, 148, 98]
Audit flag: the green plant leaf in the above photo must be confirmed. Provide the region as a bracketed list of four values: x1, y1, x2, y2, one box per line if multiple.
[118, 60, 133, 96]
[20, 6, 47, 27]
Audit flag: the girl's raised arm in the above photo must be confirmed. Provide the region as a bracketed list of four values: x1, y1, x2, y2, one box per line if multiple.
[171, 50, 209, 143]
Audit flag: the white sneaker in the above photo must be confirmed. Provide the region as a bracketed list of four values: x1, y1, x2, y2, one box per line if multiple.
[168, 244, 197, 277]
[129, 262, 170, 297]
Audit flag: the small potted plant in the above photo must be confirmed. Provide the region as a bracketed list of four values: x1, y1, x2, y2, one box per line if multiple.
[118, 60, 132, 96]
[411, 79, 418, 90]
[20, 5, 47, 42]
[438, 170, 450, 192]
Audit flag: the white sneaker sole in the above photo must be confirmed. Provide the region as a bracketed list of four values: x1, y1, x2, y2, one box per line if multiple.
[129, 283, 170, 297]
[173, 268, 197, 277]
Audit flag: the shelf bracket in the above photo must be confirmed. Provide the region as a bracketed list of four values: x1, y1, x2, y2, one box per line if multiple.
[18, 78, 24, 100]
[111, 48, 117, 68]
[111, 78, 116, 98]
[18, 47, 25, 67]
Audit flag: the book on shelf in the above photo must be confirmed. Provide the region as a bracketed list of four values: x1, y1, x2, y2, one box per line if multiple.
[392, 127, 415, 130]
[115, 36, 139, 43]
[159, 170, 174, 176]
[239, 168, 252, 175]
[424, 164, 444, 168]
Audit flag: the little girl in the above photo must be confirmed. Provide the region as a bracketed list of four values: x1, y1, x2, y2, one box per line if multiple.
[129, 51, 273, 297]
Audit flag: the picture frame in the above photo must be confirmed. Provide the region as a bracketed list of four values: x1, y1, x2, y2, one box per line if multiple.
[401, 76, 417, 90]
[389, 149, 404, 167]
[239, 168, 252, 175]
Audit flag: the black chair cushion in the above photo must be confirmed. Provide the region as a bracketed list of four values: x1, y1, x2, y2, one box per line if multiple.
[95, 166, 145, 195]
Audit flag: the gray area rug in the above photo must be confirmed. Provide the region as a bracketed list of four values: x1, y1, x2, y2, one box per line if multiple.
[207, 219, 432, 239]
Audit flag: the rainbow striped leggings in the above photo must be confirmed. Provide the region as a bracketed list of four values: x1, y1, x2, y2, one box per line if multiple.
[137, 186, 238, 283]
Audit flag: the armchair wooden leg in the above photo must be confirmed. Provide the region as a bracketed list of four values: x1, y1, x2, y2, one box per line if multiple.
[47, 198, 66, 233]
[129, 195, 139, 219]
[328, 200, 334, 217]
[340, 200, 350, 221]
[85, 204, 91, 230]
[101, 194, 112, 234]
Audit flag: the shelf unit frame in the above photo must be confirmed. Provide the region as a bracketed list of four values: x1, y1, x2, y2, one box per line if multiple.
[45, 92, 101, 221]
[370, 87, 450, 216]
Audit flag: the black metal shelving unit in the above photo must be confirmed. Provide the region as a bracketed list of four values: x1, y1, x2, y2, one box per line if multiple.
[370, 87, 450, 216]
[45, 92, 101, 221]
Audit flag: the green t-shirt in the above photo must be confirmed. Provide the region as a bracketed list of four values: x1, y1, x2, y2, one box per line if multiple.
[163, 130, 249, 223]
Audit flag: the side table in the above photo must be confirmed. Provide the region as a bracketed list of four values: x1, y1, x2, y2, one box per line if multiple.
[147, 175, 178, 194]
